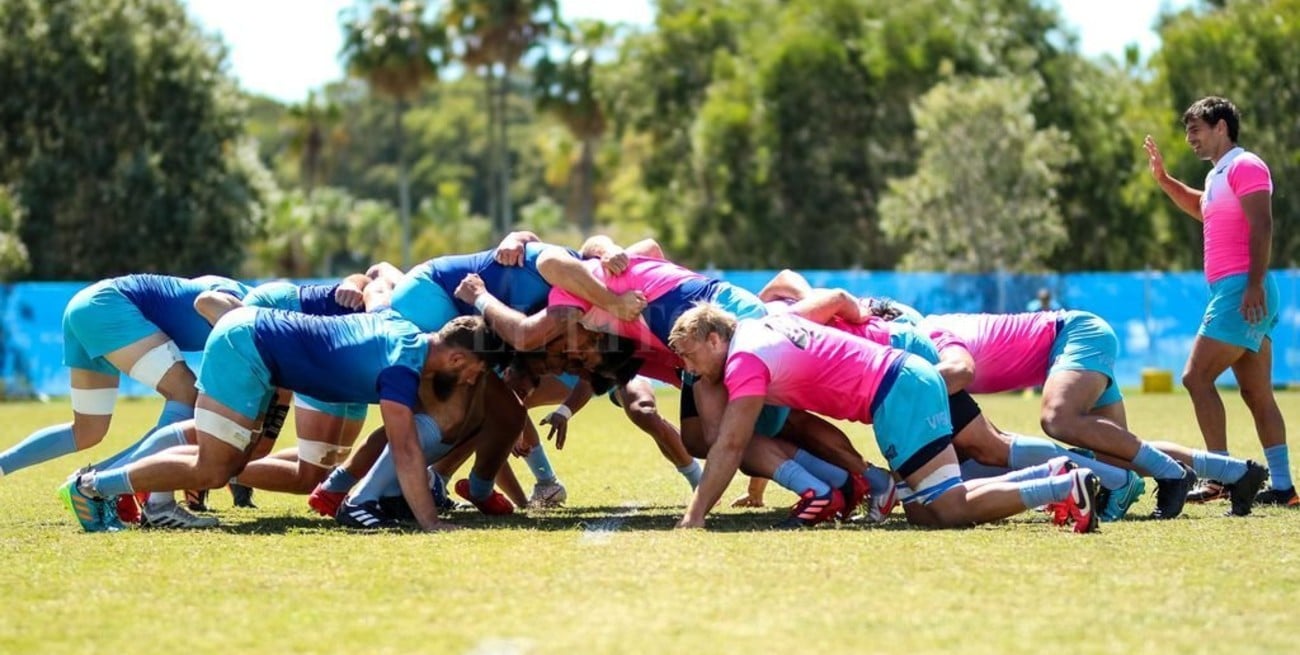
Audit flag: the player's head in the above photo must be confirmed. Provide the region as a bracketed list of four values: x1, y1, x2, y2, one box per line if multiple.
[668, 302, 737, 383]
[1182, 96, 1239, 159]
[434, 316, 509, 391]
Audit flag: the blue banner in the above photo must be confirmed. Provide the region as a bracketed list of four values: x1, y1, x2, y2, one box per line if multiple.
[2, 271, 1297, 398]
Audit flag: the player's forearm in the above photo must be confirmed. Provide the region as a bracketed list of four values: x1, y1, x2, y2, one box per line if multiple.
[626, 238, 666, 260]
[194, 292, 244, 325]
[684, 438, 746, 523]
[1247, 216, 1272, 286]
[791, 289, 861, 325]
[536, 248, 622, 310]
[1157, 175, 1204, 221]
[480, 295, 558, 351]
[561, 382, 594, 414]
[391, 429, 441, 529]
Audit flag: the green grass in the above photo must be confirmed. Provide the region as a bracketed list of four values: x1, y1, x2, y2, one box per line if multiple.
[2, 391, 1300, 654]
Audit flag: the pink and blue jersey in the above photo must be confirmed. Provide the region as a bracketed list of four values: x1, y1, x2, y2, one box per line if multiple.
[1201, 147, 1272, 283]
[723, 314, 904, 425]
[920, 312, 1059, 393]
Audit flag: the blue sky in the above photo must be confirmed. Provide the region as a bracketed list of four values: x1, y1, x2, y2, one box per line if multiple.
[184, 0, 1191, 104]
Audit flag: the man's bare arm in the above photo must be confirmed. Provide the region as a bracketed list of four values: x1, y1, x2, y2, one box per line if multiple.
[678, 396, 765, 528]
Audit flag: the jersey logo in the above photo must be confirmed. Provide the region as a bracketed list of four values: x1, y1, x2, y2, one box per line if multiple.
[764, 317, 810, 350]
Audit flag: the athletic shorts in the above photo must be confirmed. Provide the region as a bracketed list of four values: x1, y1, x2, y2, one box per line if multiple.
[871, 355, 954, 479]
[294, 394, 370, 422]
[1047, 310, 1122, 408]
[390, 272, 459, 332]
[196, 307, 276, 422]
[679, 379, 790, 437]
[62, 280, 162, 375]
[1200, 272, 1280, 352]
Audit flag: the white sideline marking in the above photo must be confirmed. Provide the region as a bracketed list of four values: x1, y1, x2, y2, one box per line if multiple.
[579, 502, 641, 545]
[465, 637, 534, 655]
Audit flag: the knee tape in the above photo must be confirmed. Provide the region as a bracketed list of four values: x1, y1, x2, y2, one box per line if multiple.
[196, 408, 253, 450]
[70, 387, 118, 415]
[127, 342, 184, 390]
[909, 463, 963, 506]
[297, 440, 350, 469]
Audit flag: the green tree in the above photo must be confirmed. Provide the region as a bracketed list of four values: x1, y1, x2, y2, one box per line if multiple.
[286, 91, 346, 193]
[880, 76, 1075, 273]
[1153, 0, 1300, 266]
[0, 186, 31, 280]
[0, 0, 266, 279]
[444, 0, 564, 236]
[534, 20, 612, 233]
[340, 0, 445, 269]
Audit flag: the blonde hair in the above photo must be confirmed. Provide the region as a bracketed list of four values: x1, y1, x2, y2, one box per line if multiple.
[668, 302, 738, 351]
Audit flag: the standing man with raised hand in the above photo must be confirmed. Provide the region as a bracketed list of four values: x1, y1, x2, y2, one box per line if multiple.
[1145, 96, 1292, 507]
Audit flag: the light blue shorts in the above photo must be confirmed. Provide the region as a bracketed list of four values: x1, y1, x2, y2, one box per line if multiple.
[295, 394, 370, 422]
[1048, 310, 1122, 408]
[244, 281, 303, 312]
[871, 355, 953, 478]
[196, 307, 275, 421]
[887, 301, 924, 326]
[390, 271, 459, 332]
[62, 280, 164, 375]
[1200, 273, 1280, 352]
[710, 283, 767, 321]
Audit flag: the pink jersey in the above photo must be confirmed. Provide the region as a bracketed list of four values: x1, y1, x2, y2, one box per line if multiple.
[920, 312, 1058, 393]
[1201, 147, 1272, 283]
[546, 256, 701, 367]
[724, 314, 904, 424]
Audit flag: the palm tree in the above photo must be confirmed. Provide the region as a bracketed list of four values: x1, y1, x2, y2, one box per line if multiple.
[340, 0, 445, 269]
[443, 0, 562, 237]
[284, 90, 345, 194]
[534, 20, 611, 233]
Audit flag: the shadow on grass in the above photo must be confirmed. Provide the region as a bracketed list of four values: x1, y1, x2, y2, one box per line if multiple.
[217, 504, 934, 535]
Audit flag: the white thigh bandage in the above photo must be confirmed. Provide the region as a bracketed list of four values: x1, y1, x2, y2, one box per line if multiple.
[297, 440, 350, 469]
[127, 342, 184, 390]
[196, 408, 253, 450]
[70, 388, 118, 415]
[908, 463, 963, 506]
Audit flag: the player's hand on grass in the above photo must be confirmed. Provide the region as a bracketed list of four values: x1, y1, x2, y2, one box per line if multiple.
[455, 274, 487, 305]
[1241, 282, 1267, 325]
[421, 519, 462, 533]
[540, 409, 570, 449]
[1143, 135, 1169, 182]
[730, 493, 765, 508]
[675, 515, 706, 529]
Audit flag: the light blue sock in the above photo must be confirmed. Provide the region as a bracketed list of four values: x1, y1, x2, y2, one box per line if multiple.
[351, 427, 455, 504]
[87, 467, 134, 498]
[1191, 450, 1248, 484]
[93, 422, 188, 470]
[323, 467, 359, 494]
[1264, 445, 1293, 490]
[154, 401, 194, 430]
[0, 423, 77, 475]
[960, 459, 1011, 480]
[1133, 443, 1185, 480]
[1008, 436, 1132, 491]
[525, 445, 557, 484]
[999, 461, 1055, 483]
[863, 465, 894, 493]
[792, 449, 849, 488]
[468, 471, 494, 499]
[1017, 474, 1073, 508]
[772, 460, 830, 497]
[676, 460, 702, 488]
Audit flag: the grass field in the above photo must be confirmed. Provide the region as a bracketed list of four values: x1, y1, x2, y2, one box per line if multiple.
[2, 390, 1299, 655]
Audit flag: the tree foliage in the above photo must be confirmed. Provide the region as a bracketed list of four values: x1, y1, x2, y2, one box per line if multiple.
[880, 76, 1075, 272]
[0, 0, 266, 280]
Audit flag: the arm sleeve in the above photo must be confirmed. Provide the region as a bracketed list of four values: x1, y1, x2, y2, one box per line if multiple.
[377, 366, 421, 409]
[1228, 156, 1273, 196]
[724, 352, 771, 400]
